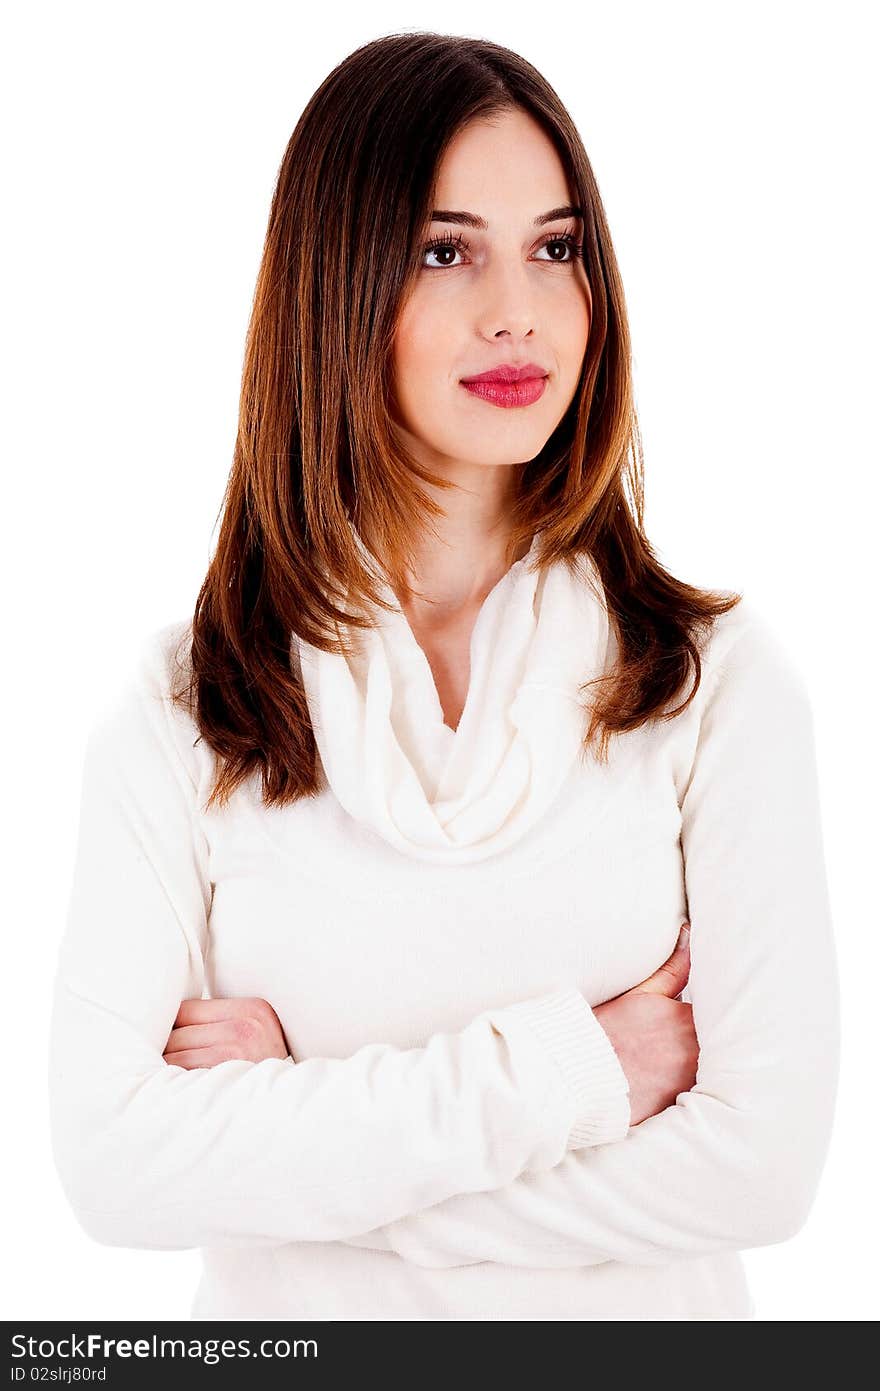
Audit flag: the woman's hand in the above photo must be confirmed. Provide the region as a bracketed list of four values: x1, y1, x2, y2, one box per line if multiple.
[162, 996, 292, 1069]
[594, 923, 697, 1127]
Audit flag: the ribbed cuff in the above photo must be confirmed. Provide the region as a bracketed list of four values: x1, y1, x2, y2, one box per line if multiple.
[496, 988, 631, 1149]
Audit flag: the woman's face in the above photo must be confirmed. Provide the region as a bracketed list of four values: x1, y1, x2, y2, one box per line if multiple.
[391, 107, 592, 477]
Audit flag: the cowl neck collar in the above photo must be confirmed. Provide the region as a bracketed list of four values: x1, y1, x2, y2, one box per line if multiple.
[295, 530, 613, 864]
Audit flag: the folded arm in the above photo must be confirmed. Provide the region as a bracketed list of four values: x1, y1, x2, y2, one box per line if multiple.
[343, 606, 842, 1267]
[48, 624, 632, 1253]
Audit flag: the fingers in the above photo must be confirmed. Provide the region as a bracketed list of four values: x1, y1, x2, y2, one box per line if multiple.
[164, 1020, 250, 1054]
[163, 1047, 236, 1070]
[631, 922, 691, 997]
[173, 996, 275, 1027]
[163, 997, 290, 1069]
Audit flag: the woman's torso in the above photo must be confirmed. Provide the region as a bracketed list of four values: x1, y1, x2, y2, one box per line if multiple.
[193, 683, 755, 1320]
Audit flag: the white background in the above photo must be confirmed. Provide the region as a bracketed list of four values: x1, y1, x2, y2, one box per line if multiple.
[3, 0, 877, 1322]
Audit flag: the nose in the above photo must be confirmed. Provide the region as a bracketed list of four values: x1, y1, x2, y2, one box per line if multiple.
[474, 259, 539, 343]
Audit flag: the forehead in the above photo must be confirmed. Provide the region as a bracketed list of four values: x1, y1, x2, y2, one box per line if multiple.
[432, 111, 573, 215]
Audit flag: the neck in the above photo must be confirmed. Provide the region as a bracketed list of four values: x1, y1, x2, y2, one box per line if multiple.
[397, 463, 530, 621]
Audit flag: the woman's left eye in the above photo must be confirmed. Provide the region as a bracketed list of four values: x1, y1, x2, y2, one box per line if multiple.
[534, 233, 584, 263]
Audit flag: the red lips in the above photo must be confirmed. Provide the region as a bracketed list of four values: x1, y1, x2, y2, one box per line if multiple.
[460, 362, 548, 385]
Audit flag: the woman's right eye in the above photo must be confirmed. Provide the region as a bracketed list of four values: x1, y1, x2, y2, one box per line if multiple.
[422, 232, 471, 269]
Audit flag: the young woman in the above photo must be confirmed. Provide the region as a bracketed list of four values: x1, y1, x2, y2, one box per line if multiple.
[48, 32, 840, 1322]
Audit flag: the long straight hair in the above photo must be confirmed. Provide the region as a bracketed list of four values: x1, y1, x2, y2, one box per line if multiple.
[171, 31, 741, 809]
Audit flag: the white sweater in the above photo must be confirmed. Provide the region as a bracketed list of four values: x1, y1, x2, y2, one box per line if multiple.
[47, 536, 840, 1321]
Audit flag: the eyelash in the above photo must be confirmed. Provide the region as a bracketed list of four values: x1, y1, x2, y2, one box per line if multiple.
[422, 228, 584, 269]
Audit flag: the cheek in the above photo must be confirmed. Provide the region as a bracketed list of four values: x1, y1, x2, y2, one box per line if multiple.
[555, 306, 590, 388]
[390, 353, 433, 440]
[393, 301, 453, 415]
[550, 269, 591, 346]
[396, 296, 447, 374]
[561, 286, 591, 348]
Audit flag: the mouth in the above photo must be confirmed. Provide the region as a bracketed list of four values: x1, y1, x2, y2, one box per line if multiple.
[459, 373, 549, 410]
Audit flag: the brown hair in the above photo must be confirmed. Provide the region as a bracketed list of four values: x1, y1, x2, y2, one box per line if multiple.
[171, 31, 741, 810]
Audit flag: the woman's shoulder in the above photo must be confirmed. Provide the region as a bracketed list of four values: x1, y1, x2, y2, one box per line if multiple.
[695, 592, 814, 720]
[86, 617, 208, 797]
[102, 616, 196, 722]
[136, 616, 195, 696]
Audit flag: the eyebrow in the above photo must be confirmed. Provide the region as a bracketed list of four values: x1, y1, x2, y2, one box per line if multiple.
[430, 204, 583, 229]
